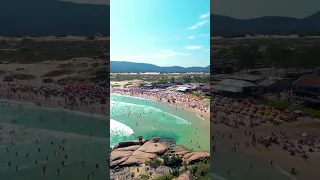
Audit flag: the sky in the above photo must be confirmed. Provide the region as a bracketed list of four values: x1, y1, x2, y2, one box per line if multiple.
[110, 0, 210, 67]
[212, 0, 320, 19]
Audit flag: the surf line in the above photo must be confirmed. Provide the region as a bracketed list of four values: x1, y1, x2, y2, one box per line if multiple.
[274, 164, 298, 180]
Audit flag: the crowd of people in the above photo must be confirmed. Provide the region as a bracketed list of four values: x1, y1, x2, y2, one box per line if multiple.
[212, 94, 320, 178]
[111, 87, 210, 115]
[0, 83, 109, 115]
[212, 96, 298, 128]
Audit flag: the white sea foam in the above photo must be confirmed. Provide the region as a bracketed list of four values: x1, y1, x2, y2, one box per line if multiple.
[110, 119, 134, 137]
[274, 165, 298, 180]
[196, 114, 206, 121]
[111, 100, 190, 125]
[111, 93, 148, 100]
[0, 98, 108, 120]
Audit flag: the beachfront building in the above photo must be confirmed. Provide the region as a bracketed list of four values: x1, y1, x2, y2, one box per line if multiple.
[259, 76, 291, 93]
[212, 79, 257, 97]
[227, 74, 263, 83]
[293, 75, 320, 96]
[202, 85, 210, 93]
[292, 75, 320, 103]
[292, 75, 320, 107]
[152, 82, 175, 89]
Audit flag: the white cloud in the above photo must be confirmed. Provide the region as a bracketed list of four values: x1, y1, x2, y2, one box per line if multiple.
[186, 46, 202, 50]
[200, 12, 210, 19]
[188, 36, 194, 39]
[187, 20, 208, 30]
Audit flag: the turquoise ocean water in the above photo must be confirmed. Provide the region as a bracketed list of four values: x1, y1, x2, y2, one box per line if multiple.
[110, 93, 210, 151]
[0, 100, 109, 180]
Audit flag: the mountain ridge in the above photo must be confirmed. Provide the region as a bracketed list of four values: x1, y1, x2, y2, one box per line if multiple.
[0, 0, 110, 36]
[110, 61, 210, 73]
[210, 11, 320, 36]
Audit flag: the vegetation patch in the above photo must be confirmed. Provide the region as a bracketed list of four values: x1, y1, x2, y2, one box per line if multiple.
[42, 70, 74, 77]
[293, 106, 320, 117]
[138, 174, 150, 180]
[12, 73, 36, 80]
[255, 100, 290, 110]
[1, 40, 109, 63]
[189, 163, 210, 180]
[42, 78, 54, 83]
[77, 62, 89, 68]
[145, 158, 162, 169]
[56, 63, 75, 69]
[162, 155, 183, 167]
[154, 174, 176, 180]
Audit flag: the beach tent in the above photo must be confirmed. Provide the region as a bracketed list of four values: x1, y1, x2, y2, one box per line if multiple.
[176, 87, 189, 92]
[3, 73, 13, 82]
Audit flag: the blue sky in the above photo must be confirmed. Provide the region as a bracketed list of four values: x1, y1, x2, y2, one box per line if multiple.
[110, 0, 210, 67]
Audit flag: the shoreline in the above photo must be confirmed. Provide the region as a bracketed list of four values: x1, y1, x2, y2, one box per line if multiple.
[0, 98, 109, 121]
[110, 92, 210, 152]
[110, 89, 210, 121]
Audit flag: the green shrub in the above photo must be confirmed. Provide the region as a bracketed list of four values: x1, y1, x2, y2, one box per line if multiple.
[154, 174, 175, 180]
[12, 74, 36, 80]
[42, 78, 54, 83]
[163, 155, 182, 167]
[42, 70, 74, 77]
[139, 174, 150, 180]
[145, 158, 162, 169]
[189, 163, 210, 180]
[170, 168, 180, 177]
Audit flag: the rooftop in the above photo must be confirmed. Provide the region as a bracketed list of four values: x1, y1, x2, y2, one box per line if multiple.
[227, 74, 262, 82]
[293, 75, 320, 88]
[219, 79, 257, 88]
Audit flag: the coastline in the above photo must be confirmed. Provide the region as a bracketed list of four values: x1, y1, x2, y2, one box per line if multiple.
[110, 89, 210, 121]
[110, 92, 210, 152]
[0, 98, 109, 121]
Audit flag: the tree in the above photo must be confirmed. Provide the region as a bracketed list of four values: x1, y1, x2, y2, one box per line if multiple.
[170, 77, 175, 83]
[268, 46, 291, 76]
[235, 44, 261, 73]
[86, 35, 95, 40]
[182, 76, 192, 84]
[304, 45, 320, 72]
